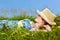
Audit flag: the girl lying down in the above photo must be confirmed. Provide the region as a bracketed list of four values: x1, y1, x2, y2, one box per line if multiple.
[18, 9, 56, 32]
[18, 15, 51, 32]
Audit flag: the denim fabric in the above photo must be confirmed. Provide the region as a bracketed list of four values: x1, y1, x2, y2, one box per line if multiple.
[0, 19, 34, 29]
[0, 20, 18, 28]
[22, 19, 34, 30]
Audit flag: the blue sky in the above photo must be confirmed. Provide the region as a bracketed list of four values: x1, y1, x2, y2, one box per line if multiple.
[0, 0, 60, 16]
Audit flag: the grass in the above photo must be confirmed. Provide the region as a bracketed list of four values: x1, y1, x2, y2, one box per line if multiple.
[0, 14, 36, 21]
[0, 25, 60, 40]
[0, 14, 60, 40]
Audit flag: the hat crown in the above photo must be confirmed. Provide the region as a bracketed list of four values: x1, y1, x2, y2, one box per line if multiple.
[42, 8, 56, 22]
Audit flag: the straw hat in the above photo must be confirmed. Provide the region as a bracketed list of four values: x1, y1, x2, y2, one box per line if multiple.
[37, 8, 56, 25]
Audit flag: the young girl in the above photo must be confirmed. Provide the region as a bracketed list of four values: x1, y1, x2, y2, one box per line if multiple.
[18, 8, 56, 32]
[18, 15, 51, 32]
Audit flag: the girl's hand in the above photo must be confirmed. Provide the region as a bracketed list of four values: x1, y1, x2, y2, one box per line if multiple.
[43, 25, 51, 32]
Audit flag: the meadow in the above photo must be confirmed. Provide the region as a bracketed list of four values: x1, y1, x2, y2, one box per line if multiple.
[0, 14, 60, 40]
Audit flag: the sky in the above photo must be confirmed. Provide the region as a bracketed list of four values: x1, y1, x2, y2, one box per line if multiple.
[0, 0, 60, 16]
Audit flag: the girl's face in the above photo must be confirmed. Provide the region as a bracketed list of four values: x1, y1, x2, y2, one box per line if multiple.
[35, 15, 44, 22]
[34, 15, 46, 29]
[35, 15, 46, 25]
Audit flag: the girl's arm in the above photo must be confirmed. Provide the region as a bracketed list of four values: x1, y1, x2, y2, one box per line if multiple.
[43, 25, 51, 32]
